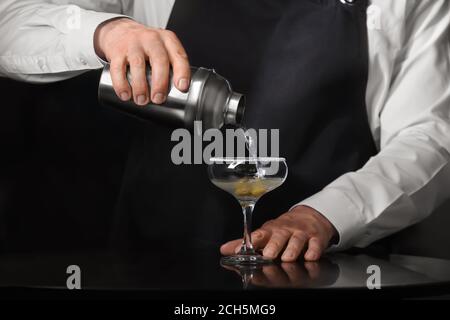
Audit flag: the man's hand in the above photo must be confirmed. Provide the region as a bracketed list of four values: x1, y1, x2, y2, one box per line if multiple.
[221, 206, 337, 262]
[94, 18, 190, 106]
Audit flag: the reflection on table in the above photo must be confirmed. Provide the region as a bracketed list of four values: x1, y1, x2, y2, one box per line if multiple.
[0, 249, 449, 297]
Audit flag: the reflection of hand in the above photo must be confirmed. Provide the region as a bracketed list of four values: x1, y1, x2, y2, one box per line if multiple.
[221, 205, 337, 262]
[94, 18, 190, 106]
[252, 262, 320, 288]
[222, 262, 321, 288]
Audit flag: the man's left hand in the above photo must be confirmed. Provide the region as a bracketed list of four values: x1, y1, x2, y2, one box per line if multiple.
[221, 206, 337, 262]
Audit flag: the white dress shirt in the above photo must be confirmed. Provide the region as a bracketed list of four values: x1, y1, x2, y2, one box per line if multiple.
[1, 0, 449, 251]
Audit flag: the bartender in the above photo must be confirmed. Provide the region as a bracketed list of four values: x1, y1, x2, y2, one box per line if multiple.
[0, 0, 449, 262]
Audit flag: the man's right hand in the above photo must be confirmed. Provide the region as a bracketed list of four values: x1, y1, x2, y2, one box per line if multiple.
[94, 18, 191, 106]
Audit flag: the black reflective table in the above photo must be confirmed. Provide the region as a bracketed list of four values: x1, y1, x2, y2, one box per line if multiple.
[0, 249, 449, 299]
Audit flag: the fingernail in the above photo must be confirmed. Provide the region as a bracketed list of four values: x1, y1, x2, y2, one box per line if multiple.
[178, 78, 189, 91]
[235, 246, 242, 254]
[136, 95, 148, 105]
[153, 93, 166, 104]
[253, 231, 261, 239]
[120, 92, 130, 101]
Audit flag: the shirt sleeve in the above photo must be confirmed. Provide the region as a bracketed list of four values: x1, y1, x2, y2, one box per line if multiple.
[0, 0, 127, 83]
[294, 0, 450, 250]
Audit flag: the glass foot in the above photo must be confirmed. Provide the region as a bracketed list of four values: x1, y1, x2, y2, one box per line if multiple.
[221, 254, 272, 266]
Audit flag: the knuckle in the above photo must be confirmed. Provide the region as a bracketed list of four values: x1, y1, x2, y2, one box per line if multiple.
[290, 234, 306, 244]
[252, 231, 262, 240]
[309, 237, 323, 249]
[308, 230, 320, 238]
[174, 49, 189, 60]
[128, 55, 146, 68]
[315, 237, 326, 247]
[144, 29, 160, 41]
[126, 33, 142, 45]
[253, 229, 268, 241]
[293, 230, 308, 240]
[130, 70, 146, 82]
[268, 240, 282, 248]
[110, 57, 126, 68]
[153, 54, 170, 66]
[111, 73, 128, 84]
[163, 29, 177, 39]
[262, 220, 275, 229]
[115, 42, 130, 53]
[283, 213, 296, 221]
[164, 30, 185, 46]
[110, 64, 125, 74]
[277, 228, 291, 238]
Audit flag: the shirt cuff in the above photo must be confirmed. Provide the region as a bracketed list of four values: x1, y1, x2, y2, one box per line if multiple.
[66, 11, 128, 70]
[291, 188, 367, 251]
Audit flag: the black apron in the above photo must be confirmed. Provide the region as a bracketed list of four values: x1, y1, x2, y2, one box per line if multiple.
[111, 0, 377, 251]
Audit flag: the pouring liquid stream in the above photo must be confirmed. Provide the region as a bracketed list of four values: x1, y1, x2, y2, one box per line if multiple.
[241, 126, 263, 178]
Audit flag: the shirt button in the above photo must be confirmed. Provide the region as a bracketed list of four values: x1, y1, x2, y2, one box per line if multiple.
[80, 57, 88, 66]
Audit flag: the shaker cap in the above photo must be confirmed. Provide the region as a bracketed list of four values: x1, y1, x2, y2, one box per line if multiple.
[225, 92, 245, 126]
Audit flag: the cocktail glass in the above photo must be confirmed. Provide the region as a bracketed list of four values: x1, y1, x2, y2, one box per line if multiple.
[208, 157, 288, 265]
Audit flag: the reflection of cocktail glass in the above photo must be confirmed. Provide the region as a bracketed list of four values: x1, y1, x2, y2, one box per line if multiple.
[208, 157, 288, 266]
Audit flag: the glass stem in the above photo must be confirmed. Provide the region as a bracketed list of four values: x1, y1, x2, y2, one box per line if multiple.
[240, 202, 255, 255]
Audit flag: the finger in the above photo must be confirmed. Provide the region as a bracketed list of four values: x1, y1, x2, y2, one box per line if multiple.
[161, 30, 191, 92]
[281, 231, 308, 262]
[128, 50, 149, 106]
[304, 237, 324, 261]
[232, 229, 271, 255]
[145, 37, 170, 104]
[262, 229, 291, 259]
[251, 229, 271, 251]
[220, 239, 242, 256]
[110, 56, 131, 101]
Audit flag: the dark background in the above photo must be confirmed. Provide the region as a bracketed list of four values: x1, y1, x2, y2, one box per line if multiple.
[0, 71, 136, 251]
[0, 71, 449, 258]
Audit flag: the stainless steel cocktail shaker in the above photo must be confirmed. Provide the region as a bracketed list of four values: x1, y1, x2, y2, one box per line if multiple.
[98, 64, 245, 130]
